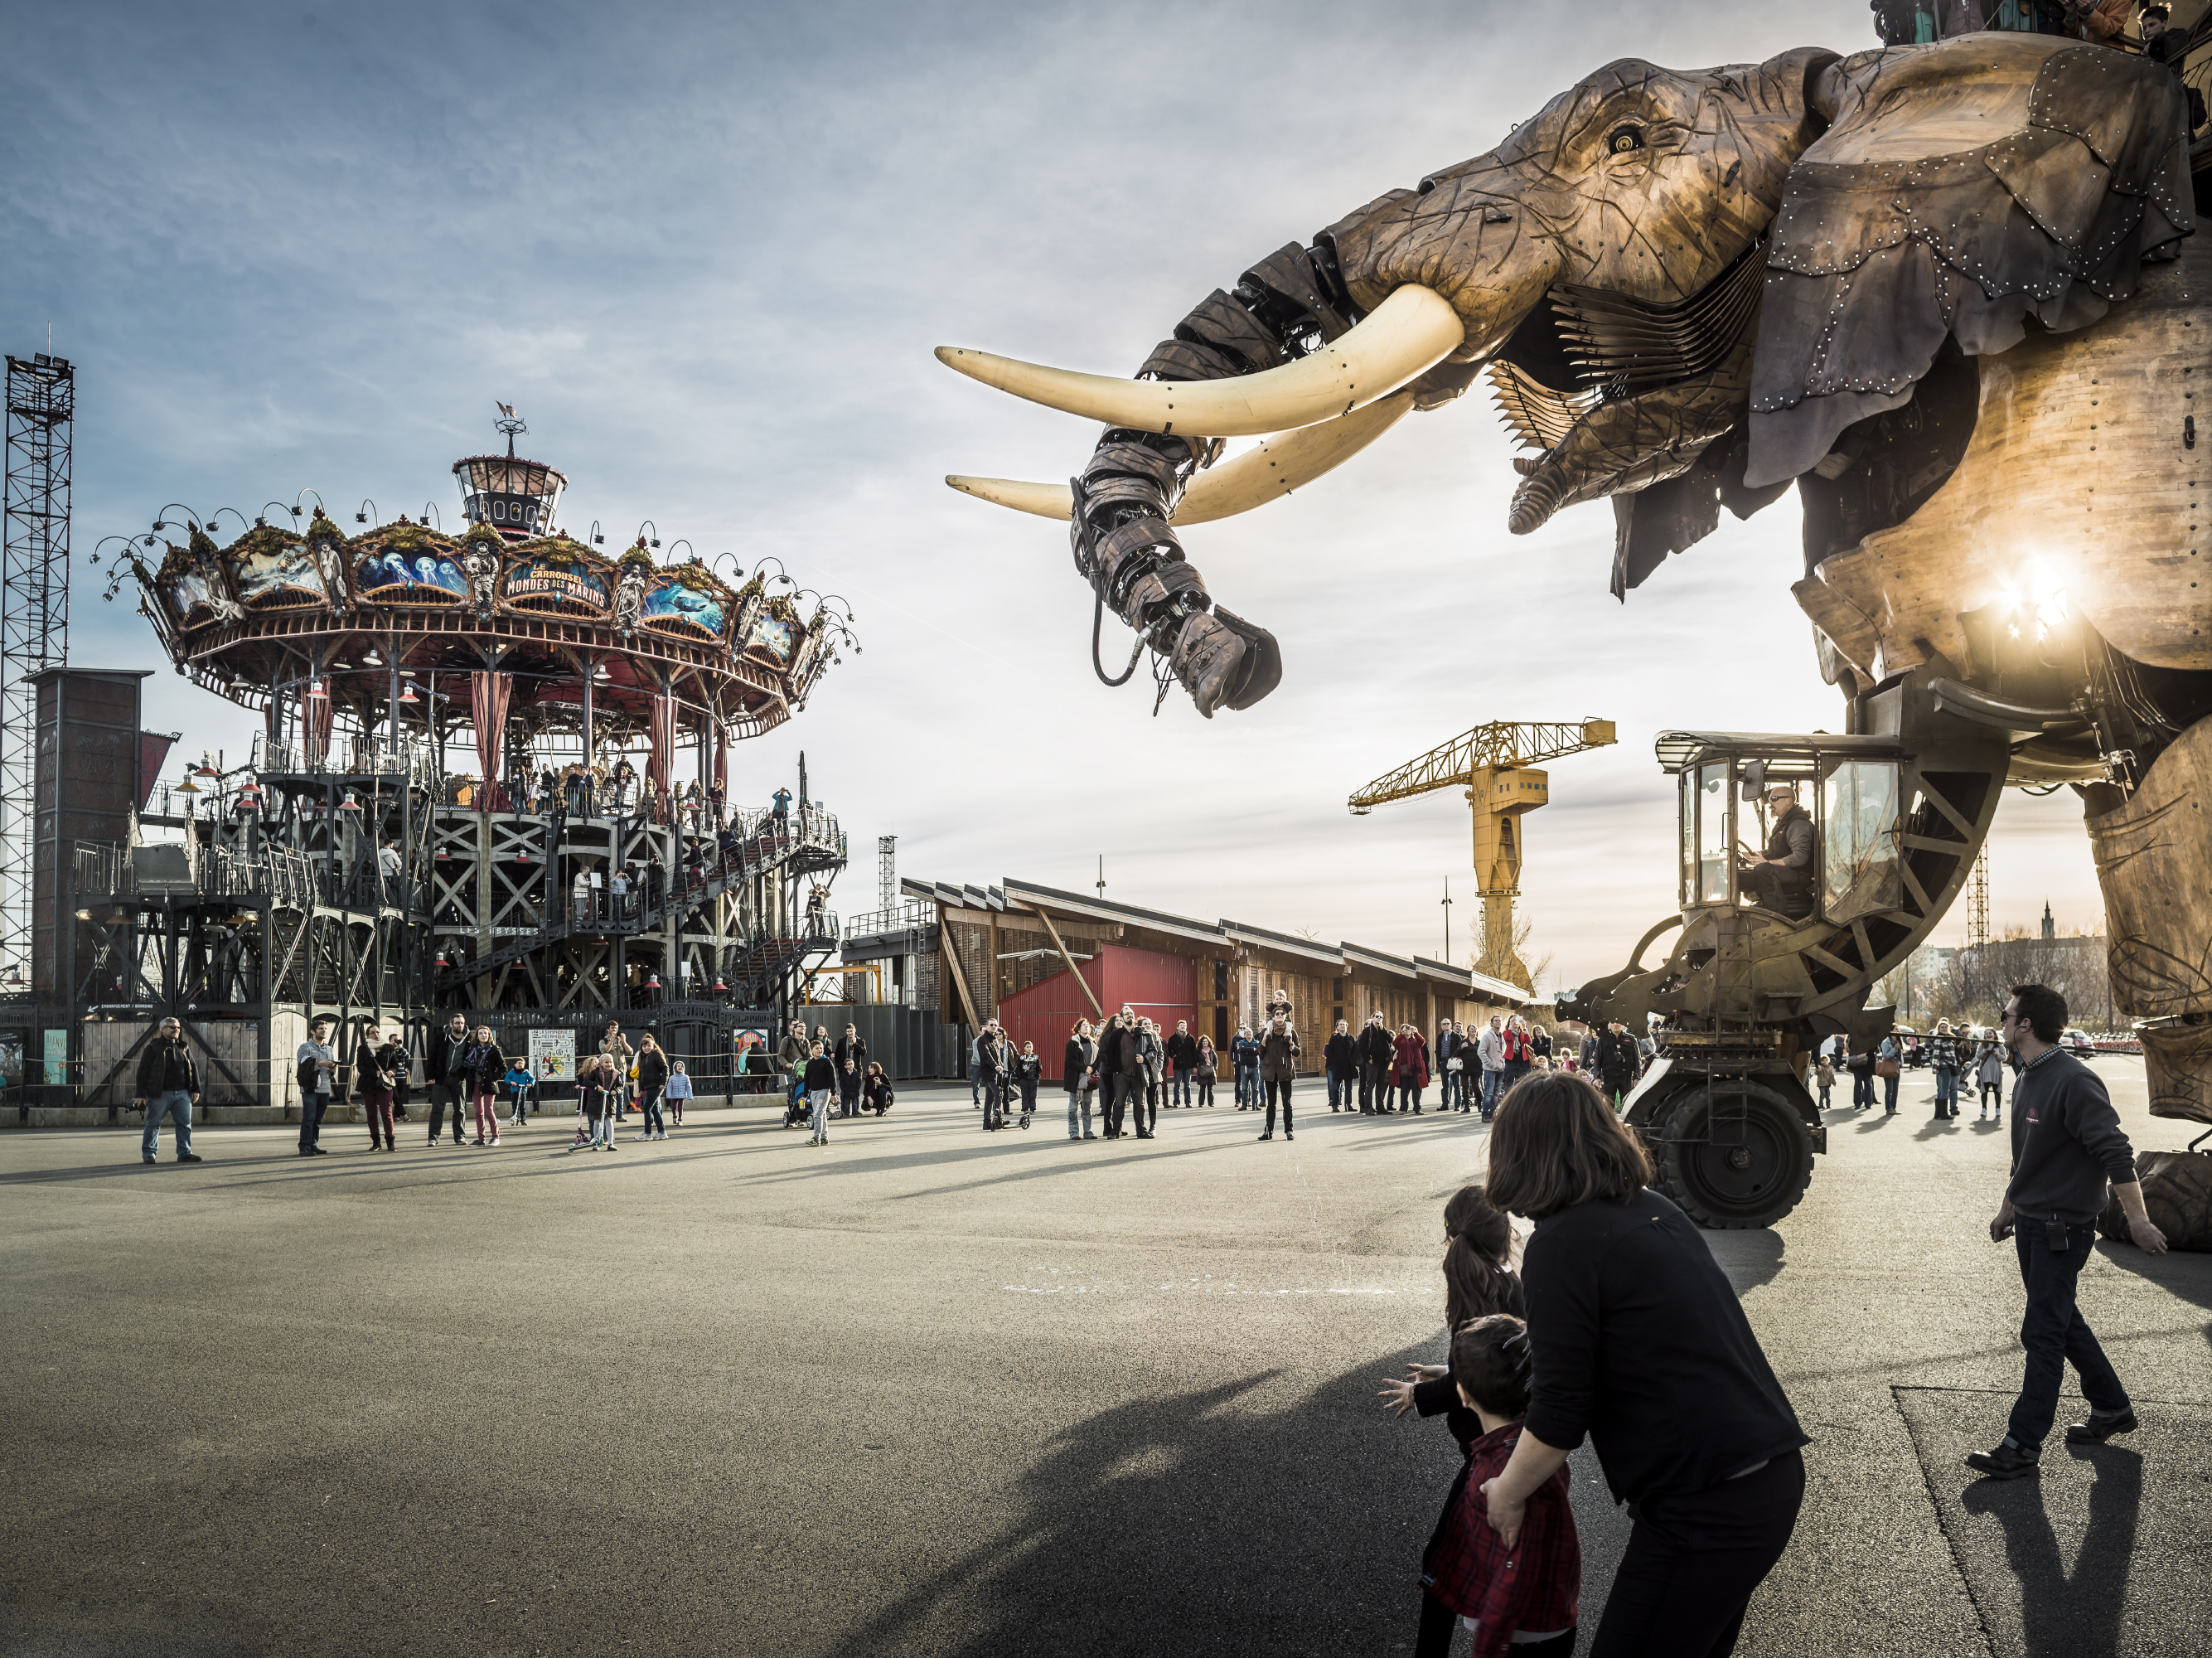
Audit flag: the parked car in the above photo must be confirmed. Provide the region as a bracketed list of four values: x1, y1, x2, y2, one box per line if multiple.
[2060, 1027, 2098, 1057]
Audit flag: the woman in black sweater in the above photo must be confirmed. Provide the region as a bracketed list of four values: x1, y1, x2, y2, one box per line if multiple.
[1482, 1073, 1808, 1658]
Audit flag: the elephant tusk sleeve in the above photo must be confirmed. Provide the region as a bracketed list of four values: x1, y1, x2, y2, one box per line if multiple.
[933, 286, 1462, 439]
[945, 389, 1421, 526]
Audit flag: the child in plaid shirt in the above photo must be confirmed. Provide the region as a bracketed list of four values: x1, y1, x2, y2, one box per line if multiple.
[1421, 1314, 1580, 1657]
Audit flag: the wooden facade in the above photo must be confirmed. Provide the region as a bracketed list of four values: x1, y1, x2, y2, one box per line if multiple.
[846, 877, 1532, 1077]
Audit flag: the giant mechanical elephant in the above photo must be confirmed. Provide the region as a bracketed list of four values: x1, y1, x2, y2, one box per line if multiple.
[942, 34, 2212, 1129]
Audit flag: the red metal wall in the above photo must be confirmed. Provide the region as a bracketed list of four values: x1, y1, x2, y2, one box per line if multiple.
[996, 943, 1198, 1083]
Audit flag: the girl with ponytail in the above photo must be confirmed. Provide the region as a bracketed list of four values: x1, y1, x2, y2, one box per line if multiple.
[1377, 1185, 1532, 1656]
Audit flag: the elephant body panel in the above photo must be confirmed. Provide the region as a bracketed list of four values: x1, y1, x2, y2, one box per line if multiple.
[1799, 233, 2211, 690]
[2088, 716, 2212, 1123]
[1749, 36, 2195, 486]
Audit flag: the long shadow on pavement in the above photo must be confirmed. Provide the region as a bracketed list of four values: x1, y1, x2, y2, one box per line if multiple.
[827, 1341, 1630, 1658]
[1959, 1444, 2142, 1658]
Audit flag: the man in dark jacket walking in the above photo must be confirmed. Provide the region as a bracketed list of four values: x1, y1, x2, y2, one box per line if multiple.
[428, 1011, 472, 1147]
[1355, 1013, 1394, 1115]
[134, 1016, 203, 1164]
[977, 1022, 1009, 1131]
[1435, 1018, 1462, 1112]
[1165, 1021, 1201, 1108]
[1324, 1019, 1357, 1112]
[1091, 1008, 1149, 1140]
[1594, 1021, 1640, 1108]
[1968, 984, 2167, 1480]
[1135, 1019, 1164, 1137]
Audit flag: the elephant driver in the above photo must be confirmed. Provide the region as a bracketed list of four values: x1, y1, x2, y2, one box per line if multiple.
[1740, 781, 1815, 918]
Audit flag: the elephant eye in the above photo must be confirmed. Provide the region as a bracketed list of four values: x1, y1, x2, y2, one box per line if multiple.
[1608, 125, 1647, 155]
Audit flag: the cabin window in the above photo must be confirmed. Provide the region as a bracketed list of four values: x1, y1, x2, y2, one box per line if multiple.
[1695, 762, 1732, 904]
[1821, 761, 1900, 922]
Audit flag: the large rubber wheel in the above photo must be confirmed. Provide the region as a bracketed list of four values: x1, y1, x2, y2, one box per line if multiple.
[1656, 1081, 1814, 1230]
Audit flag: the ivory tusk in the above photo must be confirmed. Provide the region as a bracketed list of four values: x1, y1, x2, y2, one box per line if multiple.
[945, 389, 1420, 526]
[943, 476, 1074, 518]
[934, 285, 1463, 439]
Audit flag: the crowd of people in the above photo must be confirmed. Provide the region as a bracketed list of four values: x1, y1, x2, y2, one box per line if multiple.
[126, 1000, 1672, 1165]
[1816, 1019, 2014, 1121]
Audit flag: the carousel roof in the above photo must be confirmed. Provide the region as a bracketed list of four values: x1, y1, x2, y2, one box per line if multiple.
[122, 473, 854, 744]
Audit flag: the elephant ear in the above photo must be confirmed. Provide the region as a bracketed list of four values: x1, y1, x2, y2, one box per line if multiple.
[1744, 36, 2194, 489]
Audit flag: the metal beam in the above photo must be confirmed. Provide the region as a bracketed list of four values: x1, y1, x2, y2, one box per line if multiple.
[938, 917, 981, 1030]
[1023, 901, 1101, 1020]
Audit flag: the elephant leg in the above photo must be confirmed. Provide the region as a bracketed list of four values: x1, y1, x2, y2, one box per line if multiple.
[2085, 715, 2212, 1125]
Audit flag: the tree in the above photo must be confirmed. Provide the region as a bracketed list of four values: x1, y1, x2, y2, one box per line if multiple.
[1479, 909, 1554, 997]
[1958, 929, 2110, 1031]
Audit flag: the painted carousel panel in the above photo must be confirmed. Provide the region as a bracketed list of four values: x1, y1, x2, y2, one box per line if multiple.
[227, 531, 330, 610]
[355, 544, 469, 605]
[638, 573, 728, 642]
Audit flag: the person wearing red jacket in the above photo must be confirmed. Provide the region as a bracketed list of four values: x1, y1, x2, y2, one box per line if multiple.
[1393, 1024, 1431, 1114]
[1421, 1314, 1580, 1657]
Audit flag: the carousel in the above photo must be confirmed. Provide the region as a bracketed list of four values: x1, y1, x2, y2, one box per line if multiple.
[74, 414, 859, 1084]
[106, 417, 854, 807]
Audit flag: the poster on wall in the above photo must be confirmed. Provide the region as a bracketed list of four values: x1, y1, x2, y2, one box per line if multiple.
[527, 1029, 576, 1090]
[733, 1027, 771, 1073]
[0, 1033, 22, 1090]
[41, 1029, 70, 1087]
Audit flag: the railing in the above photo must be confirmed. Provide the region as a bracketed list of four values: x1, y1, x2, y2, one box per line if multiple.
[72, 842, 127, 898]
[252, 734, 441, 789]
[69, 840, 327, 909]
[845, 899, 935, 940]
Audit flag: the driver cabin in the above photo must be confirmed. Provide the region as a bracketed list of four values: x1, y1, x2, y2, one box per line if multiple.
[1658, 732, 1909, 930]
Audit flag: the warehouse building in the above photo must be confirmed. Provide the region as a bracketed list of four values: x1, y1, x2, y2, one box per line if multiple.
[840, 877, 1532, 1081]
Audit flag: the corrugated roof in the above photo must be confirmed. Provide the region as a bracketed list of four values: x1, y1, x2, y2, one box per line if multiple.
[1342, 941, 1421, 978]
[1221, 919, 1342, 965]
[1001, 879, 1229, 947]
[905, 875, 1552, 1003]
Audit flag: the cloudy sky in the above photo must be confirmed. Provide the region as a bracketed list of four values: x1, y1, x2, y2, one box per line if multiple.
[5, 0, 2108, 992]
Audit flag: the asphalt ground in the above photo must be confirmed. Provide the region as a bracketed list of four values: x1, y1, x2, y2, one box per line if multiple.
[2, 1061, 2204, 1658]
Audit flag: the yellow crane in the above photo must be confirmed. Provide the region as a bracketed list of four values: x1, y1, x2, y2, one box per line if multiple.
[1349, 719, 1617, 989]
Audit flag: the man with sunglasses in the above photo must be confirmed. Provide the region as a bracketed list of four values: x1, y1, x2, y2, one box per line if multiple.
[1967, 983, 2166, 1481]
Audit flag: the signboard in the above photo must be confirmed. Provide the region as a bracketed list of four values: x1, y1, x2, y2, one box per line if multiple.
[42, 1029, 70, 1087]
[0, 1033, 21, 1090]
[504, 555, 610, 616]
[527, 1029, 576, 1088]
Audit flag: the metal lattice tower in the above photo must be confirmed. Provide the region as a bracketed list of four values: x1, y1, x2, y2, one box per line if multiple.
[2, 353, 73, 987]
[1968, 844, 1990, 951]
[877, 834, 897, 913]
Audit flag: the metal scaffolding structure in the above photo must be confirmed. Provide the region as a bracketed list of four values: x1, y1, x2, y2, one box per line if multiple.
[2, 353, 74, 989]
